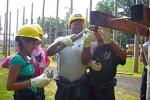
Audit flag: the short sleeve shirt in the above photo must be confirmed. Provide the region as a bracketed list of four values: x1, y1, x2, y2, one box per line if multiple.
[88, 44, 126, 84]
[57, 37, 89, 81]
[9, 53, 35, 76]
[9, 53, 37, 93]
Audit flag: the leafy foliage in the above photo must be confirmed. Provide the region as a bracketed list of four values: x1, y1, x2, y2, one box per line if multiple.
[95, 0, 137, 47]
[95, 0, 136, 17]
[95, 0, 114, 14]
[37, 16, 68, 44]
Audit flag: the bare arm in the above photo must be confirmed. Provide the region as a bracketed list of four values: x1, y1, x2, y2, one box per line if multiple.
[46, 41, 64, 56]
[47, 34, 83, 56]
[110, 42, 127, 61]
[81, 29, 103, 65]
[81, 47, 92, 65]
[6, 65, 31, 91]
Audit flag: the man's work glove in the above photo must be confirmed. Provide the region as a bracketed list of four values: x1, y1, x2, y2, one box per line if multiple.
[31, 74, 51, 88]
[145, 65, 148, 69]
[54, 36, 74, 47]
[88, 60, 102, 71]
[83, 32, 95, 48]
[102, 28, 112, 44]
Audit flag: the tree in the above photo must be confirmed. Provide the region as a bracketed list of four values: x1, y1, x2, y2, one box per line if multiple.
[37, 16, 67, 44]
[95, 0, 135, 47]
[95, 0, 114, 14]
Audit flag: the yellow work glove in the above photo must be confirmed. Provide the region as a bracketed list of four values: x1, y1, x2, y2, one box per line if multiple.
[88, 60, 102, 71]
[30, 74, 51, 88]
[83, 32, 95, 48]
[102, 28, 112, 44]
[54, 36, 74, 47]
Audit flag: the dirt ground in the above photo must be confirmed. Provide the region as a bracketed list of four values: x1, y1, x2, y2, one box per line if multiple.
[116, 76, 141, 93]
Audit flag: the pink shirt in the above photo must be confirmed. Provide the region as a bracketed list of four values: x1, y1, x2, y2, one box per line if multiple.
[31, 47, 50, 77]
[1, 47, 50, 77]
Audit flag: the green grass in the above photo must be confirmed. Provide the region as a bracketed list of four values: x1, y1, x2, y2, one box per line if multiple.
[117, 57, 144, 77]
[0, 68, 13, 100]
[0, 68, 57, 100]
[0, 57, 142, 100]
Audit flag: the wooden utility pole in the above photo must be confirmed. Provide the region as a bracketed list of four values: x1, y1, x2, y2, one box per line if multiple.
[42, 0, 45, 29]
[70, 0, 73, 14]
[22, 6, 25, 25]
[3, 14, 6, 56]
[133, 30, 140, 73]
[42, 0, 45, 45]
[89, 0, 92, 24]
[31, 2, 33, 24]
[86, 8, 88, 25]
[49, 16, 52, 43]
[8, 12, 11, 56]
[5, 0, 9, 57]
[133, 0, 141, 73]
[56, 0, 59, 39]
[16, 9, 19, 32]
[113, 0, 118, 42]
[14, 9, 19, 51]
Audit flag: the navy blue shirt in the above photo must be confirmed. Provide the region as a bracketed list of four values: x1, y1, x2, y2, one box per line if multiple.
[88, 44, 126, 84]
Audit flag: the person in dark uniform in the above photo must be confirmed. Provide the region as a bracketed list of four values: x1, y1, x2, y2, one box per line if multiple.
[81, 27, 127, 100]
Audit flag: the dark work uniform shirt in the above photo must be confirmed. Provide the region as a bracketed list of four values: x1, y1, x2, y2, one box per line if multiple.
[88, 44, 126, 85]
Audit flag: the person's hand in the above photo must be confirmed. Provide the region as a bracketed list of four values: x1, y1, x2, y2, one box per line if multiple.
[102, 28, 112, 44]
[30, 74, 51, 88]
[88, 60, 102, 71]
[145, 65, 148, 69]
[83, 32, 95, 48]
[54, 36, 74, 47]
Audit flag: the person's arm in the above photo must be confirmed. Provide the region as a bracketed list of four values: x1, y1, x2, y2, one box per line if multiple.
[81, 47, 92, 65]
[7, 64, 51, 91]
[141, 51, 147, 66]
[110, 42, 127, 61]
[99, 27, 127, 61]
[46, 41, 62, 56]
[81, 30, 103, 71]
[6, 65, 31, 91]
[82, 28, 104, 65]
[81, 32, 95, 65]
[46, 35, 74, 56]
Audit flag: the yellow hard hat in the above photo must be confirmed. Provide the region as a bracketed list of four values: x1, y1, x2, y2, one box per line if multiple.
[16, 24, 42, 41]
[32, 24, 48, 39]
[68, 14, 86, 27]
